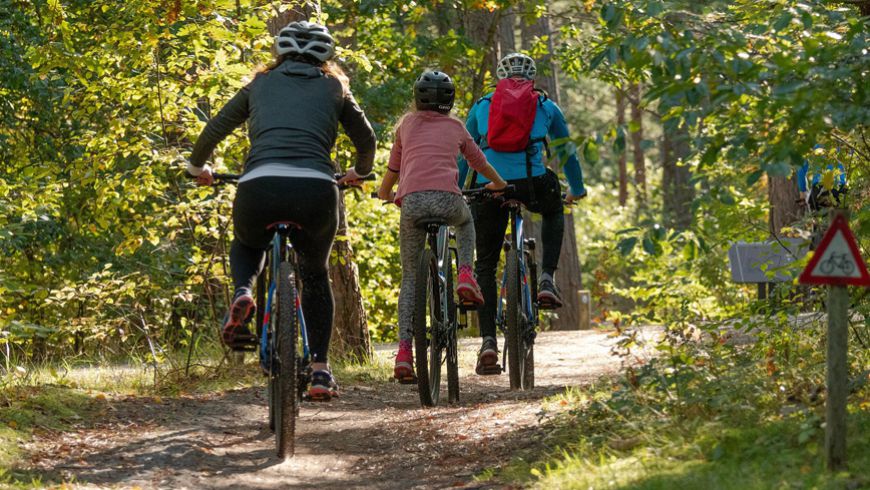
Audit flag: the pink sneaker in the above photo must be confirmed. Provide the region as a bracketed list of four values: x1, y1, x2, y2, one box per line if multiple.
[456, 266, 484, 305]
[394, 340, 416, 384]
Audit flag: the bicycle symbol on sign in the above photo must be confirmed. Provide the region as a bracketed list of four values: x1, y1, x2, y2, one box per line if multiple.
[819, 252, 855, 276]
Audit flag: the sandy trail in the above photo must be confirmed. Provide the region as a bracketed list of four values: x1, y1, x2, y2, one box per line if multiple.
[23, 328, 657, 489]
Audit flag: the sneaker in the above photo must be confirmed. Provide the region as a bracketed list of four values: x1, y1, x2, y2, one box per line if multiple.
[308, 369, 339, 401]
[456, 265, 484, 306]
[475, 336, 501, 375]
[537, 278, 563, 310]
[222, 289, 256, 348]
[394, 340, 417, 384]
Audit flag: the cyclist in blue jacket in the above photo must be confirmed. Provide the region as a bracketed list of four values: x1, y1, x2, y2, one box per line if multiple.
[459, 53, 587, 375]
[797, 144, 847, 211]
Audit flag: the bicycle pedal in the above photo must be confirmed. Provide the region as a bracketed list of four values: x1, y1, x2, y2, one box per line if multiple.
[229, 334, 258, 352]
[476, 364, 502, 376]
[536, 300, 560, 310]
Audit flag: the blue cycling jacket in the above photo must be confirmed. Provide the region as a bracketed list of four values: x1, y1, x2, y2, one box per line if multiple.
[458, 93, 586, 197]
[797, 145, 847, 193]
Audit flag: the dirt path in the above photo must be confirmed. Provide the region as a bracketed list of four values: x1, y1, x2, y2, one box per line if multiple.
[23, 329, 656, 489]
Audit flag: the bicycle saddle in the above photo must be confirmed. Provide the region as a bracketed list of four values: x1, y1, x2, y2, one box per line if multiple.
[414, 217, 448, 228]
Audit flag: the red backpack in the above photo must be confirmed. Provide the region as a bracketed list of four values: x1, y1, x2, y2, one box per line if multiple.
[486, 78, 541, 152]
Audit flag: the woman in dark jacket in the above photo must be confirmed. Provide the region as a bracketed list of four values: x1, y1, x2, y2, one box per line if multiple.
[187, 21, 376, 401]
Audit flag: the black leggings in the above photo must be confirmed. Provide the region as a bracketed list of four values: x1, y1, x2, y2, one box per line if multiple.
[231, 177, 338, 363]
[470, 169, 564, 339]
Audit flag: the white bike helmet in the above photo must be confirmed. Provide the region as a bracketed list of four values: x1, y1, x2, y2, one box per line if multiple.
[496, 53, 536, 80]
[275, 21, 335, 63]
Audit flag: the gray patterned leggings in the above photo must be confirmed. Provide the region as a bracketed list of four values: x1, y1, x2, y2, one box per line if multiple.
[398, 191, 475, 342]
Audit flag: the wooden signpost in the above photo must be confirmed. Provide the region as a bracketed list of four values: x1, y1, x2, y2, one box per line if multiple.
[798, 211, 870, 471]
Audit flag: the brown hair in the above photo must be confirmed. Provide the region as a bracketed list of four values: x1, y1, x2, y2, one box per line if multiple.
[254, 53, 350, 94]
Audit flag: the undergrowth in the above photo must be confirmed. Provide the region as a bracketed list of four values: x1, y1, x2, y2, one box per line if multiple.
[487, 312, 870, 489]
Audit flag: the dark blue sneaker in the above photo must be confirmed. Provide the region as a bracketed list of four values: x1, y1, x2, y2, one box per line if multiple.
[308, 370, 339, 401]
[537, 279, 563, 309]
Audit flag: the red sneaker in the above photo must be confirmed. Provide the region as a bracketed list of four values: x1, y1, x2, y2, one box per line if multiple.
[456, 266, 484, 305]
[222, 291, 255, 347]
[394, 340, 416, 384]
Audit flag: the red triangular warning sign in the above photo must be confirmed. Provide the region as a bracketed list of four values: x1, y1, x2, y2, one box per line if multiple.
[799, 214, 870, 286]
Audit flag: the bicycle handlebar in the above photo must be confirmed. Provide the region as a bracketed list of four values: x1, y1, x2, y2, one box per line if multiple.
[461, 185, 516, 203]
[185, 171, 376, 189]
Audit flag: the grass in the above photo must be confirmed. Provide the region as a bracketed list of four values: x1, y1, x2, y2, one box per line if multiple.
[485, 360, 870, 490]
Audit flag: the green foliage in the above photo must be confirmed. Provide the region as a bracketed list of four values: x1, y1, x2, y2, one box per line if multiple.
[1, 0, 548, 359]
[490, 315, 870, 489]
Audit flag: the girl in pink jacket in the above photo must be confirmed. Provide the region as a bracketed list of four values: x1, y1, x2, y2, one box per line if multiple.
[377, 70, 507, 382]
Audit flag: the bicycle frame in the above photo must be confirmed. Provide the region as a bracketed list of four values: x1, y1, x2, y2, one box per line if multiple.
[260, 226, 311, 370]
[496, 206, 538, 335]
[432, 225, 452, 330]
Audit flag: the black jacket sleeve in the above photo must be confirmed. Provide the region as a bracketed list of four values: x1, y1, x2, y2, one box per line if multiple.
[189, 85, 251, 168]
[338, 91, 376, 175]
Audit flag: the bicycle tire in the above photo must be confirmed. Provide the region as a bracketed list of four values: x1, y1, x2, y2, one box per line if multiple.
[523, 250, 537, 391]
[522, 340, 535, 390]
[414, 248, 441, 407]
[445, 253, 459, 404]
[820, 259, 834, 275]
[275, 261, 297, 458]
[268, 376, 277, 432]
[505, 248, 522, 390]
[843, 259, 854, 275]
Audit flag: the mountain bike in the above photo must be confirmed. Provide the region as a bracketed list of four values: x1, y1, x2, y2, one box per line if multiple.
[370, 192, 477, 407]
[203, 171, 373, 459]
[465, 187, 561, 391]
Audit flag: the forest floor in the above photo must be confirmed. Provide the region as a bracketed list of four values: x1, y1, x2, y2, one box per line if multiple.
[10, 328, 658, 489]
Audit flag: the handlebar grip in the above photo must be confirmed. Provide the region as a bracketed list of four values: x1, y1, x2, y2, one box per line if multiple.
[184, 171, 240, 182]
[334, 173, 377, 182]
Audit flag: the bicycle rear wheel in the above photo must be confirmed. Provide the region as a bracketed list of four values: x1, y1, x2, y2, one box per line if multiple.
[505, 249, 522, 390]
[445, 253, 459, 404]
[414, 248, 441, 407]
[275, 261, 297, 458]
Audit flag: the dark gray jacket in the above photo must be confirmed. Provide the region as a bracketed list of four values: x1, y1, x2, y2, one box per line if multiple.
[190, 60, 376, 177]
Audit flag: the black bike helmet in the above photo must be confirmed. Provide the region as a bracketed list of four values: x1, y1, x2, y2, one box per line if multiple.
[414, 70, 455, 114]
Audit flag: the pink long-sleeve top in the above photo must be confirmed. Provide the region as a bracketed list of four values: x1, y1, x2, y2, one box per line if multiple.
[388, 111, 489, 204]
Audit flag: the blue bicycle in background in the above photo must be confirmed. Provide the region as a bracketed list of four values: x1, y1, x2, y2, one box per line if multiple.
[465, 187, 537, 391]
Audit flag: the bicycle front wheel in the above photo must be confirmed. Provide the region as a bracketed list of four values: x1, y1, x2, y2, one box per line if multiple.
[275, 261, 298, 459]
[522, 340, 535, 390]
[414, 248, 442, 406]
[505, 249, 522, 390]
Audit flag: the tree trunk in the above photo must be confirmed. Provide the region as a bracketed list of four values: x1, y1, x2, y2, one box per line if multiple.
[328, 193, 372, 360]
[466, 8, 502, 101]
[521, 14, 559, 102]
[497, 6, 516, 59]
[629, 83, 646, 203]
[768, 175, 803, 236]
[616, 89, 628, 206]
[521, 9, 583, 331]
[661, 123, 694, 230]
